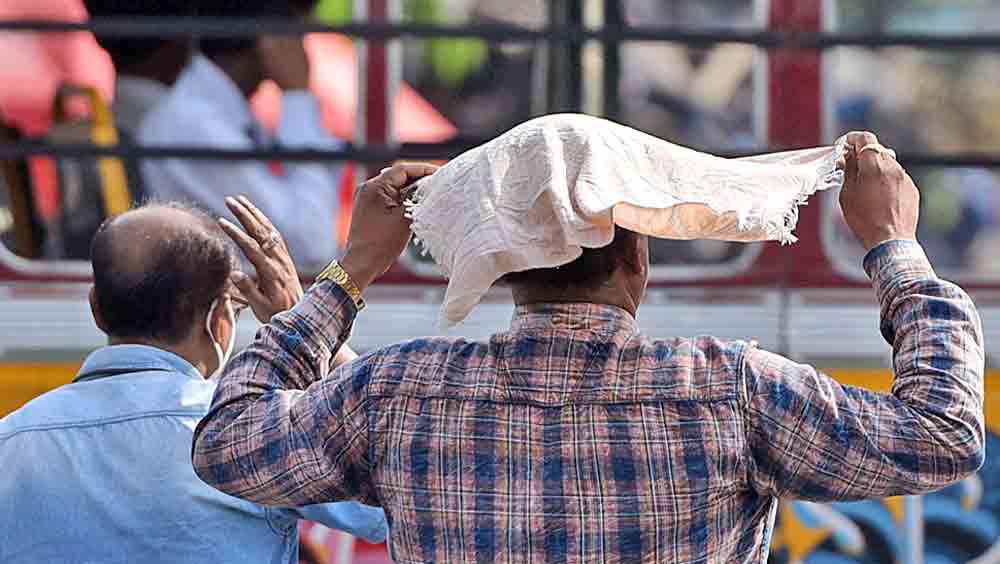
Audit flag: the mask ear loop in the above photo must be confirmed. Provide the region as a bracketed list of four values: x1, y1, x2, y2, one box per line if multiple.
[205, 297, 235, 380]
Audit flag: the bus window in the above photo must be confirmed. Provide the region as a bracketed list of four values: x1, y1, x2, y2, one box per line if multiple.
[619, 0, 763, 277]
[396, 0, 767, 280]
[824, 0, 1000, 280]
[0, 174, 13, 252]
[396, 0, 546, 139]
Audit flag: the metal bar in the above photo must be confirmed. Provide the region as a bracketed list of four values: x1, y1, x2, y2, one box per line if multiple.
[3, 141, 1000, 168]
[768, 0, 823, 357]
[581, 0, 604, 116]
[3, 18, 1000, 49]
[357, 0, 394, 178]
[546, 0, 583, 113]
[602, 0, 623, 120]
[567, 2, 584, 112]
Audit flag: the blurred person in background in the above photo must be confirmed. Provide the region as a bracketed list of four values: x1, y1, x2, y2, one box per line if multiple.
[140, 0, 344, 273]
[44, 0, 192, 260]
[194, 135, 984, 561]
[618, 0, 757, 267]
[81, 0, 191, 140]
[0, 198, 385, 563]
[619, 0, 756, 148]
[402, 0, 544, 137]
[830, 45, 1000, 275]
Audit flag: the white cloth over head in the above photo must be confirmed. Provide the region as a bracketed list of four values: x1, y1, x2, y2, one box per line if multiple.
[406, 114, 847, 327]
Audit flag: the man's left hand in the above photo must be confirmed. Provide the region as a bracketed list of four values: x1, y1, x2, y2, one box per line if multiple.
[220, 195, 304, 323]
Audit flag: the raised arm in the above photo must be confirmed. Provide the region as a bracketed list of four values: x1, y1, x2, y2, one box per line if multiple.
[745, 133, 985, 501]
[191, 164, 438, 507]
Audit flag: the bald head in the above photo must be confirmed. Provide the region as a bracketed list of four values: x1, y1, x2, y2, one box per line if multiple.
[91, 202, 235, 343]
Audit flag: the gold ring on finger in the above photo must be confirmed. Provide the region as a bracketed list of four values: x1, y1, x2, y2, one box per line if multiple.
[260, 232, 281, 252]
[858, 143, 896, 159]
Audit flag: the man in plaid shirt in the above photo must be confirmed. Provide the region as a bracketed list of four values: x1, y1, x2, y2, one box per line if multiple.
[193, 132, 984, 562]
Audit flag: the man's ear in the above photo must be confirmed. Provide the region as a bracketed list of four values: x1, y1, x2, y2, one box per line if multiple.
[89, 286, 110, 334]
[208, 297, 233, 346]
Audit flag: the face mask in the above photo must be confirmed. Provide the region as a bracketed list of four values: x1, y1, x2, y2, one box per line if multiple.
[205, 297, 237, 380]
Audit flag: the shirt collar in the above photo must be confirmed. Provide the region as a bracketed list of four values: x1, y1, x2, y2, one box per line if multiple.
[76, 345, 204, 383]
[173, 54, 254, 130]
[510, 302, 638, 335]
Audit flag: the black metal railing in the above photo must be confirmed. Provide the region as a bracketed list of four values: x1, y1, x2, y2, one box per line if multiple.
[1, 15, 999, 167]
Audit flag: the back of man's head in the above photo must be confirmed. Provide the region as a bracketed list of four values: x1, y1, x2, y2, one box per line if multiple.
[90, 202, 235, 344]
[502, 226, 643, 293]
[84, 0, 191, 78]
[195, 0, 317, 59]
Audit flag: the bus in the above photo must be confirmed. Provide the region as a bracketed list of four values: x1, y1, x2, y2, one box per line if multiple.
[2, 0, 999, 562]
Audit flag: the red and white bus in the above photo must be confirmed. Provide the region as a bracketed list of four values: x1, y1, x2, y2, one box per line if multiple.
[2, 1, 999, 562]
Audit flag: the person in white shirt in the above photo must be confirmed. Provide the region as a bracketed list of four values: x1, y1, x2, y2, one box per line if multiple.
[140, 0, 342, 272]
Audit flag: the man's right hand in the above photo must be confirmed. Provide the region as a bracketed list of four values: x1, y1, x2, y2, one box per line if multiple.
[339, 163, 439, 292]
[838, 131, 920, 251]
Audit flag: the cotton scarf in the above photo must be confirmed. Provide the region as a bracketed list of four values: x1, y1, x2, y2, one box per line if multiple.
[405, 114, 847, 327]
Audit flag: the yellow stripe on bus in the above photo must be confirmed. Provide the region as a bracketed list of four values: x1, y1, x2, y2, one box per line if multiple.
[0, 363, 81, 417]
[2, 365, 998, 427]
[828, 369, 1000, 436]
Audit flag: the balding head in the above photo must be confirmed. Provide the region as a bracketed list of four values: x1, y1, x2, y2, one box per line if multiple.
[91, 202, 236, 343]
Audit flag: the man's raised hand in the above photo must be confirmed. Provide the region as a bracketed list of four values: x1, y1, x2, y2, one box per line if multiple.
[219, 196, 304, 322]
[838, 131, 920, 251]
[339, 163, 439, 292]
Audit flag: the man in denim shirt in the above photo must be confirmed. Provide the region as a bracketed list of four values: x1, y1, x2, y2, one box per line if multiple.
[0, 200, 385, 563]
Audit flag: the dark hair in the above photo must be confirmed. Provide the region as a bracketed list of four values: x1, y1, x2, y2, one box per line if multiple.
[195, 0, 317, 58]
[83, 0, 190, 67]
[90, 202, 236, 343]
[502, 226, 639, 291]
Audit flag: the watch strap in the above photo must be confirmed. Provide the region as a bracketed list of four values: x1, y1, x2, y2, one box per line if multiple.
[316, 260, 366, 311]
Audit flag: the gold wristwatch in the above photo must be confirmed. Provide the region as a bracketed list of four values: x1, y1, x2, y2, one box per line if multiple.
[315, 260, 366, 311]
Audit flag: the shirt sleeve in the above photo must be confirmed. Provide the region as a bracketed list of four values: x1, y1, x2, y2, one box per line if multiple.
[744, 240, 985, 501]
[192, 282, 381, 508]
[140, 97, 342, 271]
[286, 502, 388, 543]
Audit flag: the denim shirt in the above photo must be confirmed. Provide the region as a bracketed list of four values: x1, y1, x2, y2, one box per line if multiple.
[0, 345, 386, 563]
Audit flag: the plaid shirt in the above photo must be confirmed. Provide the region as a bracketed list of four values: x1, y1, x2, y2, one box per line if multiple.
[194, 240, 984, 563]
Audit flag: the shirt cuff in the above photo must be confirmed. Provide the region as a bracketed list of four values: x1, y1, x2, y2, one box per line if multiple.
[276, 91, 344, 149]
[305, 280, 360, 347]
[863, 239, 936, 309]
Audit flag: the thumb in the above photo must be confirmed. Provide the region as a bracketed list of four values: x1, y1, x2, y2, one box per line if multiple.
[843, 149, 860, 191]
[231, 271, 271, 322]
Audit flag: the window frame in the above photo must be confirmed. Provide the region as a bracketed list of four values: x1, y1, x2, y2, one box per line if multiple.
[820, 0, 1000, 284]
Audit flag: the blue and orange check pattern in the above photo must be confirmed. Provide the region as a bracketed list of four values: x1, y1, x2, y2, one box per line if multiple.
[194, 240, 984, 563]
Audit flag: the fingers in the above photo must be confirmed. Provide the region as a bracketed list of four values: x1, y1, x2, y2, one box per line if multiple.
[230, 271, 263, 301]
[236, 195, 279, 234]
[230, 271, 272, 323]
[225, 196, 270, 242]
[841, 131, 904, 183]
[377, 163, 439, 190]
[220, 217, 265, 264]
[844, 131, 880, 153]
[362, 163, 439, 208]
[858, 145, 897, 160]
[844, 131, 884, 171]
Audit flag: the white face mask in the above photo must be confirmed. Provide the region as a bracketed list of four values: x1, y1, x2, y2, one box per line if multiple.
[205, 297, 237, 380]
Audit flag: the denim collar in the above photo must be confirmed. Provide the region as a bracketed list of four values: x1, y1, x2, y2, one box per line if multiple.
[74, 345, 204, 383]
